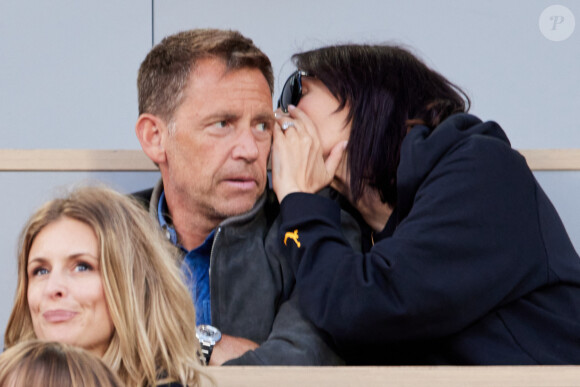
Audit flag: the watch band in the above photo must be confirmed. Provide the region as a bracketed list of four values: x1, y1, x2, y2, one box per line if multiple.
[196, 325, 221, 365]
[199, 340, 214, 365]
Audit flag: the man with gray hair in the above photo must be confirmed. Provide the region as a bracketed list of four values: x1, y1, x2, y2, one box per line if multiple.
[134, 29, 341, 365]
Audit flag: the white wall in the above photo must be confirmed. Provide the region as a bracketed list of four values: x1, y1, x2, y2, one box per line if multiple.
[0, 0, 151, 149]
[155, 0, 579, 149]
[0, 0, 578, 343]
[0, 0, 159, 343]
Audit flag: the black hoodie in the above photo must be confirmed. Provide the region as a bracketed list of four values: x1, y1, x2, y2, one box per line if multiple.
[280, 113, 580, 365]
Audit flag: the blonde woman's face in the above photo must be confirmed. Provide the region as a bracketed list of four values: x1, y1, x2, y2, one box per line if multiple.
[26, 217, 114, 357]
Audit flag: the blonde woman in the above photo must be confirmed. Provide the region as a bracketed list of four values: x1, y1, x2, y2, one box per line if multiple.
[0, 340, 123, 387]
[5, 186, 208, 386]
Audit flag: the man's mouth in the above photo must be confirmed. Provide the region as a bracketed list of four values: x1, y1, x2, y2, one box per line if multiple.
[224, 177, 258, 190]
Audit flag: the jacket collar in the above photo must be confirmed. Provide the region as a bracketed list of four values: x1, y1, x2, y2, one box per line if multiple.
[149, 177, 269, 230]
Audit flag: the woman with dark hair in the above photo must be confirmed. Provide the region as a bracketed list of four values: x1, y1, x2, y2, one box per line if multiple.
[271, 44, 580, 365]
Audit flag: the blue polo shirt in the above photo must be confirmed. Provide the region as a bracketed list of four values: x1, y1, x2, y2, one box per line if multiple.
[157, 191, 213, 326]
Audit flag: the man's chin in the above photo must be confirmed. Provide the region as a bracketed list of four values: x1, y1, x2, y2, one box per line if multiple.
[214, 194, 261, 218]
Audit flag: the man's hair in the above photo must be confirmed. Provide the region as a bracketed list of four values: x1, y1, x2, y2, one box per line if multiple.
[0, 340, 123, 387]
[292, 44, 470, 206]
[138, 28, 274, 122]
[5, 185, 209, 387]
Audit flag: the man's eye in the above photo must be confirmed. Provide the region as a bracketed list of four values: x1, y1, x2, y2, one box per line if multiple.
[256, 123, 268, 132]
[213, 121, 228, 129]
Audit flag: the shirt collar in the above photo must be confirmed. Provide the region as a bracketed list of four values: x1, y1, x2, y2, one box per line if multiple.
[158, 190, 179, 245]
[157, 190, 216, 251]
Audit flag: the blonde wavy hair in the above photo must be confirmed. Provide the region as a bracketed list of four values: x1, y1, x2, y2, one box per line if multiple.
[5, 186, 208, 387]
[0, 340, 123, 387]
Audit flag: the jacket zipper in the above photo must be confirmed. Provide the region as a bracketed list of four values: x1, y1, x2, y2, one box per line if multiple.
[208, 226, 222, 324]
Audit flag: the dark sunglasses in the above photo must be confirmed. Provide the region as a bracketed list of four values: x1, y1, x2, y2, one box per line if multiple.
[277, 70, 309, 113]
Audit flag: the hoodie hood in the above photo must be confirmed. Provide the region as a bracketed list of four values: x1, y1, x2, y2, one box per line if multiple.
[396, 113, 511, 222]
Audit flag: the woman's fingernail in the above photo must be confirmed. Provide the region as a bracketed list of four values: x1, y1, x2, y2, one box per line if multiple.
[288, 105, 296, 111]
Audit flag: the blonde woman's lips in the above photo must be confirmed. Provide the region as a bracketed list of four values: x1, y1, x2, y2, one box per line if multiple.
[43, 310, 77, 323]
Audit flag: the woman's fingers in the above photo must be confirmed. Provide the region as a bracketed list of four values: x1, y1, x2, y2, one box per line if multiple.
[276, 106, 318, 141]
[271, 105, 341, 203]
[271, 114, 302, 201]
[287, 105, 321, 147]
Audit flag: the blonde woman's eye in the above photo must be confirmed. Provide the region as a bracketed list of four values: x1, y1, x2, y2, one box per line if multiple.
[75, 263, 92, 272]
[32, 267, 49, 276]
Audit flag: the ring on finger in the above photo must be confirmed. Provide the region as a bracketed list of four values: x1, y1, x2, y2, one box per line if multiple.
[281, 121, 296, 131]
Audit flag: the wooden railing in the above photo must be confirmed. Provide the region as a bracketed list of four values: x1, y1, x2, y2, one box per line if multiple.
[1, 149, 580, 171]
[201, 365, 580, 387]
[0, 150, 156, 171]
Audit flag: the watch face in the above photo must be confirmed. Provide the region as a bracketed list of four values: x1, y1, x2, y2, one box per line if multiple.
[196, 324, 222, 342]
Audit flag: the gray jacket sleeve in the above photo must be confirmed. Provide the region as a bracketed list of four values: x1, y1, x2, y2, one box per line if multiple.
[223, 202, 361, 366]
[223, 292, 344, 365]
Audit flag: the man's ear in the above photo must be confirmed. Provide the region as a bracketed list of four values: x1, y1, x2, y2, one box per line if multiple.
[135, 114, 167, 164]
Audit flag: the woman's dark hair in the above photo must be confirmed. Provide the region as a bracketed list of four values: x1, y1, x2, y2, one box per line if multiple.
[292, 44, 470, 206]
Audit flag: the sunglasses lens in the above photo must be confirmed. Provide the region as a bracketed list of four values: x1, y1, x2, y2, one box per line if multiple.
[278, 72, 302, 113]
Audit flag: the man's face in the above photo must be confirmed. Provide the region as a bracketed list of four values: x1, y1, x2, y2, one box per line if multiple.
[162, 58, 273, 222]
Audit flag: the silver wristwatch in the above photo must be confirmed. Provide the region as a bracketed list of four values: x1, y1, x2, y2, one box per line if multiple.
[196, 324, 222, 365]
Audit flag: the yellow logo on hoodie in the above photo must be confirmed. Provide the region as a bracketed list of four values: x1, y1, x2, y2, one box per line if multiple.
[284, 229, 301, 248]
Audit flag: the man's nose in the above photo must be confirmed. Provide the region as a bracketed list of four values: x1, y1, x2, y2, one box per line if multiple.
[232, 127, 259, 161]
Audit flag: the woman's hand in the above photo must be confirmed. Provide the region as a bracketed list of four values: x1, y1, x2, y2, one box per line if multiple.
[271, 105, 347, 203]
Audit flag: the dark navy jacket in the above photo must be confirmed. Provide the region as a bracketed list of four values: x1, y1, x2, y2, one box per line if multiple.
[279, 113, 580, 364]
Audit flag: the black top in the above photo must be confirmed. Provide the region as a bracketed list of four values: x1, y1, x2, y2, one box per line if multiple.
[279, 113, 580, 365]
